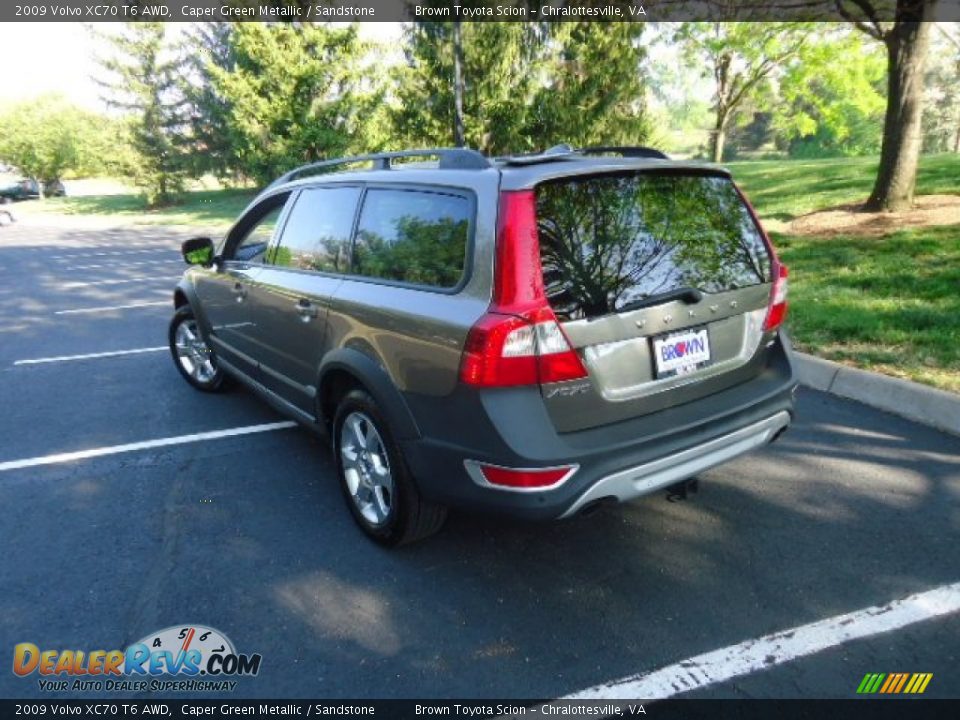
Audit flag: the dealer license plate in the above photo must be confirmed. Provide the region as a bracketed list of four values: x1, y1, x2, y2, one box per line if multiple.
[653, 327, 711, 378]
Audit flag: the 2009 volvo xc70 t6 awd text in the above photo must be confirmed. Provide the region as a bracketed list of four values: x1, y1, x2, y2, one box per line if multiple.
[170, 145, 796, 546]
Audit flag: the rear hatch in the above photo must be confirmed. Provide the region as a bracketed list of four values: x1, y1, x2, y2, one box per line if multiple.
[535, 169, 777, 432]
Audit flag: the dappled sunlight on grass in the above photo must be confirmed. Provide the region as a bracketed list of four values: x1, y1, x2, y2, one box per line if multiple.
[12, 188, 256, 229]
[731, 154, 960, 221]
[777, 224, 960, 392]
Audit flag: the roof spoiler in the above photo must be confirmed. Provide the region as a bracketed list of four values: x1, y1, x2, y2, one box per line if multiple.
[499, 144, 670, 165]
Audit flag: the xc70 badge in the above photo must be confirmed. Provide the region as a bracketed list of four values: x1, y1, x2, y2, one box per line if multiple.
[546, 382, 591, 398]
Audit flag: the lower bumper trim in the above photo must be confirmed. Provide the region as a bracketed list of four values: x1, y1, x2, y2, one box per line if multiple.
[559, 410, 791, 518]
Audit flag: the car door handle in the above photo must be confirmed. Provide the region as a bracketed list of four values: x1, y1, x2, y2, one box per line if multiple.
[295, 299, 319, 321]
[232, 282, 247, 302]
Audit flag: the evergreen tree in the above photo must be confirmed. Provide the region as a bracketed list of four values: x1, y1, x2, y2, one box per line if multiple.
[392, 21, 546, 155]
[392, 17, 652, 155]
[95, 23, 189, 206]
[207, 23, 384, 186]
[181, 22, 236, 182]
[531, 23, 651, 148]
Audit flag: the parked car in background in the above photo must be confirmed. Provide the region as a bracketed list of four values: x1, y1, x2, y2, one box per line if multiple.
[170, 145, 796, 546]
[0, 178, 66, 201]
[0, 178, 40, 201]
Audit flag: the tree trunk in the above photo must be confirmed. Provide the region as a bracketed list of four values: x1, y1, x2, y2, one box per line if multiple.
[711, 45, 731, 164]
[864, 6, 934, 212]
[452, 20, 465, 148]
[712, 114, 727, 164]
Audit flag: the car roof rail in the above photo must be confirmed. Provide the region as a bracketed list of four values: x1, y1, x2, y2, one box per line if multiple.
[265, 148, 492, 190]
[579, 145, 670, 160]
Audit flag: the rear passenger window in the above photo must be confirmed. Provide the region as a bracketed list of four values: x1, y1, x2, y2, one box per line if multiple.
[271, 186, 360, 273]
[352, 189, 470, 289]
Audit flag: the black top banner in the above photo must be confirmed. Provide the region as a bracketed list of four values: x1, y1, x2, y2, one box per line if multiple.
[4, 0, 960, 23]
[1, 700, 959, 719]
[0, 698, 960, 720]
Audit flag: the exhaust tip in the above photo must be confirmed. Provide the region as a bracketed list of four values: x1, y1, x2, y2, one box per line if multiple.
[770, 426, 789, 444]
[578, 497, 617, 517]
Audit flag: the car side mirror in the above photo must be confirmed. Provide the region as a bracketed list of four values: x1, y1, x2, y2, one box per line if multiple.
[182, 237, 215, 266]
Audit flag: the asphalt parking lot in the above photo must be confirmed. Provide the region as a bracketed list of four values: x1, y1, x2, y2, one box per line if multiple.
[0, 221, 958, 700]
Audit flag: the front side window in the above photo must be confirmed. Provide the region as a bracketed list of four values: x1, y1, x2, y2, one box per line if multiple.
[231, 199, 287, 263]
[270, 186, 361, 273]
[352, 189, 471, 289]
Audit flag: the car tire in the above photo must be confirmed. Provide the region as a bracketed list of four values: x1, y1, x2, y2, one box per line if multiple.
[333, 389, 447, 546]
[169, 305, 229, 392]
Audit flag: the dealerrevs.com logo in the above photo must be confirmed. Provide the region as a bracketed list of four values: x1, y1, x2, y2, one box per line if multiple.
[13, 625, 261, 693]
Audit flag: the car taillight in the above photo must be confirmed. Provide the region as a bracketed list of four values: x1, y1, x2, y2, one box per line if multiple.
[764, 263, 789, 331]
[465, 461, 578, 490]
[459, 190, 588, 387]
[733, 182, 789, 334]
[460, 307, 587, 386]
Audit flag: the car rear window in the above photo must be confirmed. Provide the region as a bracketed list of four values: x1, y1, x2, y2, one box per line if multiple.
[535, 172, 772, 321]
[352, 188, 471, 289]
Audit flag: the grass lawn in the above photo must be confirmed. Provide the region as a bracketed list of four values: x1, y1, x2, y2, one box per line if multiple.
[775, 225, 960, 392]
[12, 187, 256, 231]
[729, 152, 960, 221]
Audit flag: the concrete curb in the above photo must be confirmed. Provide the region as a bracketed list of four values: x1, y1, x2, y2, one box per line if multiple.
[792, 353, 960, 436]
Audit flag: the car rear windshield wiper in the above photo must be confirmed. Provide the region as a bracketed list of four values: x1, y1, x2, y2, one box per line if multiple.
[617, 286, 703, 314]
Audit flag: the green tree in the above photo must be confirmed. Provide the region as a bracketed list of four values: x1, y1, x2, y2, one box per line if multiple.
[392, 21, 545, 155]
[837, 0, 937, 211]
[95, 23, 190, 206]
[207, 23, 383, 186]
[393, 18, 651, 154]
[530, 23, 651, 147]
[775, 28, 887, 157]
[181, 22, 237, 181]
[0, 94, 110, 187]
[675, 22, 813, 163]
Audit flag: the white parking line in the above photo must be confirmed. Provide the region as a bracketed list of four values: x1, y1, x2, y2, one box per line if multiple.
[564, 582, 960, 700]
[51, 249, 177, 260]
[61, 277, 180, 288]
[0, 421, 298, 473]
[70, 260, 183, 270]
[55, 301, 169, 315]
[13, 347, 167, 366]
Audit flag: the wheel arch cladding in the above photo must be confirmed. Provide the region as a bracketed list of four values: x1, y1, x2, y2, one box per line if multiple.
[318, 348, 421, 441]
[173, 279, 214, 334]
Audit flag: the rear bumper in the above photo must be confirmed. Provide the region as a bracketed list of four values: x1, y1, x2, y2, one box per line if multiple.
[401, 335, 797, 520]
[558, 410, 790, 518]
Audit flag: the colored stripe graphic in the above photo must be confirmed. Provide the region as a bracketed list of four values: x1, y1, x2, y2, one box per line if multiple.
[893, 673, 910, 693]
[857, 672, 932, 694]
